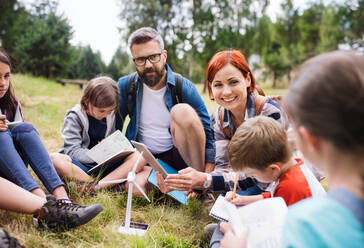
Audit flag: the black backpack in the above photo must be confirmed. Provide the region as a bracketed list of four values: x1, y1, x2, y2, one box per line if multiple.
[126, 72, 183, 115]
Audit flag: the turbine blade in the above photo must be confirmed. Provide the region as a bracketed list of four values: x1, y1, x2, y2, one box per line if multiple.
[134, 182, 151, 202]
[132, 151, 144, 174]
[99, 178, 127, 185]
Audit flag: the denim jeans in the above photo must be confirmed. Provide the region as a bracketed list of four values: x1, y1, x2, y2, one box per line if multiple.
[209, 185, 264, 248]
[0, 123, 64, 193]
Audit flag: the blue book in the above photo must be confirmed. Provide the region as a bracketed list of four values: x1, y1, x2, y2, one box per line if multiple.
[148, 159, 188, 205]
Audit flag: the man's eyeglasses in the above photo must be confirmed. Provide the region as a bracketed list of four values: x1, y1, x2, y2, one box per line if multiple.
[132, 51, 163, 66]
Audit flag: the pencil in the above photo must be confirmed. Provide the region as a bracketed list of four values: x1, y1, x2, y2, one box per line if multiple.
[232, 172, 238, 199]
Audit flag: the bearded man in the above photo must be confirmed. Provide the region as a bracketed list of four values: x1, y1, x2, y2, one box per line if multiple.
[116, 27, 215, 174]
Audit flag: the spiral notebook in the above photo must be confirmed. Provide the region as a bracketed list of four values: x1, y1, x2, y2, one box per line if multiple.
[209, 195, 235, 222]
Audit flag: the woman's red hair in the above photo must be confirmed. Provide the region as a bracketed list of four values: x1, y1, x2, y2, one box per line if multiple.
[205, 50, 256, 100]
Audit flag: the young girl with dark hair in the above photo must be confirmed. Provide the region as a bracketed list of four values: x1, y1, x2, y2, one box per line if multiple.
[51, 76, 151, 194]
[0, 49, 102, 230]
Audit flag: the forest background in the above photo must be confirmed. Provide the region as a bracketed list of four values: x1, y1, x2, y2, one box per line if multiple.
[1, 0, 363, 87]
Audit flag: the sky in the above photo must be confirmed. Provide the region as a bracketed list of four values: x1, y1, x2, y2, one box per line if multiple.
[57, 0, 122, 64]
[20, 0, 315, 64]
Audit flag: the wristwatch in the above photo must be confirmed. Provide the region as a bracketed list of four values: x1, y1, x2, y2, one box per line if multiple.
[203, 173, 212, 189]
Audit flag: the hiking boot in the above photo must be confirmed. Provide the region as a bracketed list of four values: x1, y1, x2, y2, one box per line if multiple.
[0, 229, 25, 248]
[35, 195, 103, 231]
[67, 181, 97, 195]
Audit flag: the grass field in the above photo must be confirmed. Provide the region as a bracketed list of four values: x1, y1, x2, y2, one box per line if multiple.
[1, 74, 288, 247]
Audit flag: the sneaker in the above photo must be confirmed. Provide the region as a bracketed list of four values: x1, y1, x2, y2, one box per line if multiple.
[35, 195, 103, 231]
[203, 223, 218, 234]
[0, 229, 25, 248]
[67, 181, 97, 195]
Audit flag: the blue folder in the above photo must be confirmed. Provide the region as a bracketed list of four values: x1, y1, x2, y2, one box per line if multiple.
[147, 159, 188, 205]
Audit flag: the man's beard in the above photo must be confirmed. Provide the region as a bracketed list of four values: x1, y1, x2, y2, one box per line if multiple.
[138, 64, 165, 87]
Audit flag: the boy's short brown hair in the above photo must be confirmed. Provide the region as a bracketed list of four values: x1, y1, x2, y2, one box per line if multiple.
[228, 116, 291, 171]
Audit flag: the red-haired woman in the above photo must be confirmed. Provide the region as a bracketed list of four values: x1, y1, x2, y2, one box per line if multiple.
[158, 50, 288, 197]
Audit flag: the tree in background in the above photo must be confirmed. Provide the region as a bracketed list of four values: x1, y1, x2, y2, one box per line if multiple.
[67, 45, 106, 80]
[0, 0, 32, 64]
[318, 3, 344, 51]
[11, 0, 73, 78]
[107, 47, 134, 81]
[118, 0, 270, 84]
[336, 0, 364, 50]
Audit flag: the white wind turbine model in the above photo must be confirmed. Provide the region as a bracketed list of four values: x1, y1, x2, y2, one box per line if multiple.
[100, 152, 150, 236]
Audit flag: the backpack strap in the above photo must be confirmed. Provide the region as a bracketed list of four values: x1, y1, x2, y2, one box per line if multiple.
[172, 73, 183, 105]
[126, 72, 138, 115]
[218, 106, 233, 139]
[328, 188, 364, 228]
[253, 94, 268, 116]
[255, 85, 283, 109]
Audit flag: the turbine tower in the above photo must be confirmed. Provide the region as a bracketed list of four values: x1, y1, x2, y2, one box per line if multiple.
[101, 152, 150, 236]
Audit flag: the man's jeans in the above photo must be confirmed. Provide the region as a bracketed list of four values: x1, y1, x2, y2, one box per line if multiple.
[0, 123, 64, 193]
[209, 185, 264, 248]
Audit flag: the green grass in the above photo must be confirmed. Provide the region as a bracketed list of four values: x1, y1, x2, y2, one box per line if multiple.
[2, 74, 288, 247]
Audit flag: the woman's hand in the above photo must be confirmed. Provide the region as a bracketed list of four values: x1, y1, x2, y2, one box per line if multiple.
[0, 115, 8, 132]
[156, 171, 173, 194]
[164, 167, 207, 191]
[185, 190, 198, 199]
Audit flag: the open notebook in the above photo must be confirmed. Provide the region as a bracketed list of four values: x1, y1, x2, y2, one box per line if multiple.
[86, 130, 135, 172]
[210, 196, 288, 248]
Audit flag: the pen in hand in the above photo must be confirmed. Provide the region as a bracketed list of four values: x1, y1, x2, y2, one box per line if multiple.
[0, 116, 8, 131]
[232, 172, 238, 199]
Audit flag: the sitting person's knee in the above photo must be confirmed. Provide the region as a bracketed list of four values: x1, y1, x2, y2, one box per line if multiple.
[10, 122, 35, 134]
[50, 153, 71, 168]
[171, 103, 199, 127]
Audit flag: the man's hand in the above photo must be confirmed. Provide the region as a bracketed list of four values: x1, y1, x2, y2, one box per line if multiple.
[165, 167, 207, 191]
[220, 222, 247, 248]
[0, 115, 8, 132]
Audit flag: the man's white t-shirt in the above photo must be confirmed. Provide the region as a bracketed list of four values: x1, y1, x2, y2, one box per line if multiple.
[137, 83, 173, 154]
